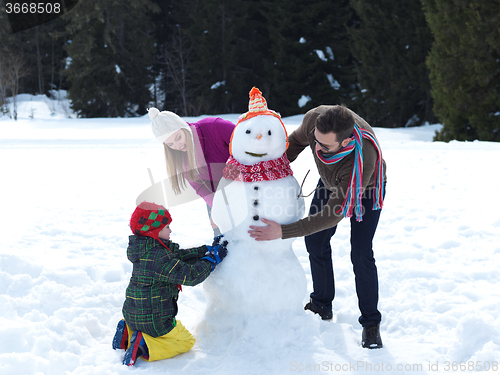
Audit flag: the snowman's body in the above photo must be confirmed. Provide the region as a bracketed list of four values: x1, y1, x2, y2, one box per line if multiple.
[205, 114, 307, 316]
[213, 172, 303, 243]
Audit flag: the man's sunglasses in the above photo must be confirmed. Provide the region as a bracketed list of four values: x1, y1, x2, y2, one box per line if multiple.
[310, 128, 331, 152]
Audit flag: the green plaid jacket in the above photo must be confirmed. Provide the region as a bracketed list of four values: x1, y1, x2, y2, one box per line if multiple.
[122, 235, 212, 337]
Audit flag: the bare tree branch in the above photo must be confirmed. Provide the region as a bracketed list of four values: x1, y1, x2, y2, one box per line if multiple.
[1, 52, 31, 120]
[162, 25, 198, 116]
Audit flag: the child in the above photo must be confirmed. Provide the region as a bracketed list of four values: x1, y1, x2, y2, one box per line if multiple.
[112, 201, 227, 366]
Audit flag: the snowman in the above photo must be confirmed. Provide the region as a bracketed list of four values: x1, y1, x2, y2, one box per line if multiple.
[202, 88, 306, 328]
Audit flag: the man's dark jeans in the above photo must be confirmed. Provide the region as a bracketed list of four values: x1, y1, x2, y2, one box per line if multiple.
[305, 178, 384, 327]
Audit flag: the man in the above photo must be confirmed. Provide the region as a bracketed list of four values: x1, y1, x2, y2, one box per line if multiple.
[249, 105, 386, 349]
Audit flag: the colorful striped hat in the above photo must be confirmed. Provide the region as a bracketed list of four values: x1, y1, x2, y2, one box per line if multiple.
[237, 87, 284, 125]
[231, 87, 289, 154]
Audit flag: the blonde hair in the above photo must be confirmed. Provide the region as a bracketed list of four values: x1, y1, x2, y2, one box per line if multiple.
[164, 128, 199, 195]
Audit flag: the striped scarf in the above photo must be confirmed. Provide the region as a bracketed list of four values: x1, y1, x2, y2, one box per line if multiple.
[316, 124, 384, 221]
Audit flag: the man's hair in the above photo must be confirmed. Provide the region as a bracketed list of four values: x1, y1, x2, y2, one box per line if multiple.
[316, 105, 355, 142]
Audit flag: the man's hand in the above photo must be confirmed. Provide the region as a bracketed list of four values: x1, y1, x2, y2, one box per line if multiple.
[248, 218, 282, 241]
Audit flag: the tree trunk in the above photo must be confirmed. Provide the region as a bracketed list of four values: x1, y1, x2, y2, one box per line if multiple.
[36, 26, 43, 94]
[164, 25, 193, 116]
[51, 33, 55, 90]
[0, 49, 4, 108]
[4, 52, 31, 120]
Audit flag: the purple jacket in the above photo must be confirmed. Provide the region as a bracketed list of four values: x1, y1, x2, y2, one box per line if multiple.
[186, 117, 235, 207]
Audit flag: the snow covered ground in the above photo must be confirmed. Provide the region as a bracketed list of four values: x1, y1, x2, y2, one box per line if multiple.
[1, 94, 499, 375]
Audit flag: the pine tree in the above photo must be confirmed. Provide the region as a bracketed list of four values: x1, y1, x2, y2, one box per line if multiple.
[349, 0, 435, 127]
[0, 6, 34, 117]
[262, 0, 357, 116]
[1, 6, 18, 108]
[149, 0, 211, 115]
[65, 0, 159, 117]
[149, 0, 359, 117]
[422, 0, 500, 141]
[1, 2, 71, 98]
[26, 18, 69, 95]
[180, 0, 266, 115]
[42, 18, 70, 94]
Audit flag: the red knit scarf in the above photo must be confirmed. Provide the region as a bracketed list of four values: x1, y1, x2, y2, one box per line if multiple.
[223, 153, 293, 182]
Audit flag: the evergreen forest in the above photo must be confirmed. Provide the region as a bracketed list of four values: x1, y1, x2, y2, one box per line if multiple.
[0, 0, 499, 141]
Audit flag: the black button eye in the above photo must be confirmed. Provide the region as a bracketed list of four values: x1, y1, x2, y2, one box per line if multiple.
[268, 130, 272, 135]
[246, 129, 251, 134]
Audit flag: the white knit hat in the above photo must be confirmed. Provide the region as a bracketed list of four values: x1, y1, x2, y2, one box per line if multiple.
[149, 107, 192, 143]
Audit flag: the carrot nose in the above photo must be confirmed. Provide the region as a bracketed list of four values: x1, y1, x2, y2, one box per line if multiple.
[256, 134, 262, 140]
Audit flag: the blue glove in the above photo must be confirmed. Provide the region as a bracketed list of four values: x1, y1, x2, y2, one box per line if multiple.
[202, 241, 228, 271]
[212, 235, 224, 247]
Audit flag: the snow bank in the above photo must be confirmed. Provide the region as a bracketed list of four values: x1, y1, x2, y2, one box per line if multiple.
[0, 94, 499, 374]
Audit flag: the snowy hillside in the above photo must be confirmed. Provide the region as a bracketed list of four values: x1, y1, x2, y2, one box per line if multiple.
[0, 94, 499, 375]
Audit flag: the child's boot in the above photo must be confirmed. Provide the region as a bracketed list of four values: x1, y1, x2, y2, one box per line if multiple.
[122, 331, 149, 366]
[112, 319, 129, 350]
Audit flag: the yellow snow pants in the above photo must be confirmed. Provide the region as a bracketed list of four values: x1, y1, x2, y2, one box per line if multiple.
[126, 320, 195, 362]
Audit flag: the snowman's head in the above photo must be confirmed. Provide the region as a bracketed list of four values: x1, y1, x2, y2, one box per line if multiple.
[230, 115, 288, 165]
[230, 87, 289, 165]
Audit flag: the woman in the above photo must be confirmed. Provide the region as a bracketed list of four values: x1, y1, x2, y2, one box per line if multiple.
[149, 108, 235, 234]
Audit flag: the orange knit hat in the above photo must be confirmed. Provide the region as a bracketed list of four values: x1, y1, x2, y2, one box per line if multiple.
[231, 87, 288, 155]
